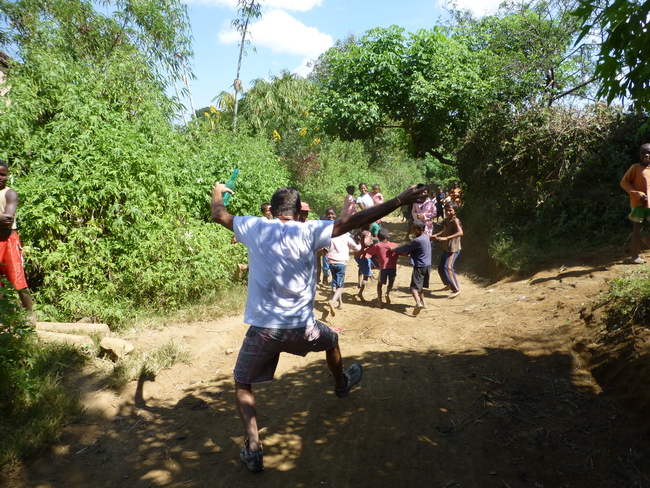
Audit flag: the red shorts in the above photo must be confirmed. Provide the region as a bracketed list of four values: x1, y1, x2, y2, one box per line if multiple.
[0, 232, 28, 290]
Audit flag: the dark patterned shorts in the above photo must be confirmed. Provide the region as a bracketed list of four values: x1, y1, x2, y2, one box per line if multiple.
[410, 266, 430, 291]
[234, 321, 338, 384]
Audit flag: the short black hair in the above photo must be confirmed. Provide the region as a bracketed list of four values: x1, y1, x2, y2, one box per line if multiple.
[412, 219, 426, 230]
[271, 187, 301, 217]
[346, 185, 355, 194]
[0, 160, 7, 169]
[445, 201, 459, 211]
[378, 228, 390, 240]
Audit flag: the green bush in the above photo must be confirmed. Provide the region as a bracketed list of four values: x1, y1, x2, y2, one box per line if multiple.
[1, 46, 289, 326]
[0, 281, 84, 466]
[294, 138, 425, 217]
[602, 268, 650, 331]
[456, 104, 648, 272]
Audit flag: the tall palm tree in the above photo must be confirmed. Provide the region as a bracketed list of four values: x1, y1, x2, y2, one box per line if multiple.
[230, 0, 262, 131]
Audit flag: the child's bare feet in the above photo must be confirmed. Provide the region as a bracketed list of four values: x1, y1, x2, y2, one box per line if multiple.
[439, 285, 451, 291]
[357, 292, 365, 302]
[412, 305, 423, 316]
[385, 294, 391, 304]
[328, 300, 337, 316]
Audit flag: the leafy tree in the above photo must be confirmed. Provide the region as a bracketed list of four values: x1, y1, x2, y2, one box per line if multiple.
[0, 0, 193, 89]
[311, 25, 486, 161]
[450, 0, 596, 107]
[238, 69, 316, 158]
[0, 0, 289, 324]
[574, 0, 650, 114]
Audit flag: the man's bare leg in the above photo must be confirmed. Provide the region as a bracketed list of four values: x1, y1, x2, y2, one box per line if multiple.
[376, 282, 383, 308]
[235, 381, 261, 452]
[326, 342, 346, 388]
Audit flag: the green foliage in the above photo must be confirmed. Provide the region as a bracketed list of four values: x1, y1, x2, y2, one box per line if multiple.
[574, 0, 650, 116]
[457, 104, 647, 272]
[0, 0, 289, 325]
[0, 280, 33, 369]
[238, 70, 316, 159]
[602, 267, 650, 331]
[295, 138, 425, 216]
[0, 283, 85, 465]
[311, 25, 486, 159]
[421, 154, 459, 190]
[0, 0, 194, 89]
[451, 0, 594, 106]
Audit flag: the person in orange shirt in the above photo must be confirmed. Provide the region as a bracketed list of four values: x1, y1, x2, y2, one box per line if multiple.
[449, 181, 462, 206]
[621, 143, 650, 264]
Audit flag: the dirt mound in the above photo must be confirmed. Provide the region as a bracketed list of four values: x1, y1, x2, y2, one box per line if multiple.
[3, 218, 650, 488]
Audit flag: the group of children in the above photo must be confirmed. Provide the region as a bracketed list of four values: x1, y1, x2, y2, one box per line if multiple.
[321, 183, 464, 317]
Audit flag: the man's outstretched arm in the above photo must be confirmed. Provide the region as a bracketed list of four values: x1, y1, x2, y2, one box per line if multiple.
[211, 182, 235, 232]
[332, 185, 427, 237]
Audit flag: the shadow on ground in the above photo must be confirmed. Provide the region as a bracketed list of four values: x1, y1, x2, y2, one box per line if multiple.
[8, 345, 650, 488]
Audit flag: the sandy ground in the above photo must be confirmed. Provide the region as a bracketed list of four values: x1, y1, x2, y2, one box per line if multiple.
[4, 218, 650, 488]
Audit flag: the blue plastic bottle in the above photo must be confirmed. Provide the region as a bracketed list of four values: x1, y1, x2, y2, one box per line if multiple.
[222, 169, 238, 206]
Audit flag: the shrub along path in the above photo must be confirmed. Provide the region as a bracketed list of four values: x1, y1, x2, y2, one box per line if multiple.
[3, 218, 650, 487]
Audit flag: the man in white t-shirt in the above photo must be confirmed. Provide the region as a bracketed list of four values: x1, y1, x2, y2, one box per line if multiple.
[211, 183, 426, 473]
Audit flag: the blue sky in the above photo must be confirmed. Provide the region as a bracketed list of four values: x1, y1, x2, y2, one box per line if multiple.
[178, 0, 500, 117]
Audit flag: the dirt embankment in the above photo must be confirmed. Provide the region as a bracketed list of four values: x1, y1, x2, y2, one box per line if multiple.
[3, 218, 650, 488]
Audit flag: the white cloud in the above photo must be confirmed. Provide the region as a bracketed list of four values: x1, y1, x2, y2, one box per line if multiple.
[185, 0, 322, 11]
[219, 9, 333, 59]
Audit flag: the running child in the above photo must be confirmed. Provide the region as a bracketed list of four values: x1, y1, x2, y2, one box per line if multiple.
[432, 201, 463, 298]
[365, 228, 398, 308]
[326, 220, 361, 316]
[392, 219, 431, 315]
[353, 224, 375, 301]
[317, 206, 336, 285]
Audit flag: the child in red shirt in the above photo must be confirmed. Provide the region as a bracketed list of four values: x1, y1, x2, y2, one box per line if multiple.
[365, 228, 399, 308]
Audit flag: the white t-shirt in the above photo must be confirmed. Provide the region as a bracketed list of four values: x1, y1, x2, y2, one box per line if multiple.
[326, 233, 360, 265]
[234, 216, 334, 329]
[356, 193, 374, 209]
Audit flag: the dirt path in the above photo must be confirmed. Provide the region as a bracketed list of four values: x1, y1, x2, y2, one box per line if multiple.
[5, 219, 650, 488]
